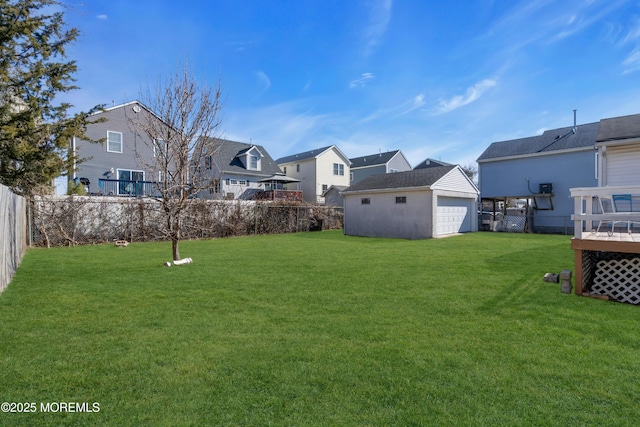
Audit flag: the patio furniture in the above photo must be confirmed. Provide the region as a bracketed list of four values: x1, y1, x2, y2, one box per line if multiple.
[596, 194, 632, 236]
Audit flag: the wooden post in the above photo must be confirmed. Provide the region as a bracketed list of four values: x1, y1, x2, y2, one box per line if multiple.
[574, 246, 583, 295]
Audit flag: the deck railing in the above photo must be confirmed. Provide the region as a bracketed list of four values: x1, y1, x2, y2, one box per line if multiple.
[98, 179, 161, 198]
[570, 185, 640, 239]
[253, 190, 303, 201]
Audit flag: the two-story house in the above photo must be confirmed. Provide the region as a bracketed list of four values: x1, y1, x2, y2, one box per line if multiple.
[276, 145, 351, 204]
[349, 150, 412, 185]
[477, 118, 599, 234]
[72, 101, 168, 196]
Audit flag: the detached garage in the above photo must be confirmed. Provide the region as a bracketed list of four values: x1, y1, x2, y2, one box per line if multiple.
[342, 165, 479, 239]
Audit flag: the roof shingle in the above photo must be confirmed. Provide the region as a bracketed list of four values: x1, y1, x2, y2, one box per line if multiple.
[342, 166, 456, 192]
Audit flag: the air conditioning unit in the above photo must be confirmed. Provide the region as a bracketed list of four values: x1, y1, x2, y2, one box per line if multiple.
[539, 183, 552, 194]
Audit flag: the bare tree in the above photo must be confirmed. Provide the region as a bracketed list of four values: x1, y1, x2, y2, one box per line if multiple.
[461, 163, 478, 183]
[128, 62, 224, 261]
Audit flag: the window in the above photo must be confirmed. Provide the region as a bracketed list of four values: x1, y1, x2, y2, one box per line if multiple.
[350, 172, 354, 182]
[205, 156, 212, 170]
[107, 131, 123, 153]
[333, 163, 344, 176]
[395, 196, 406, 204]
[296, 164, 300, 172]
[239, 180, 247, 185]
[250, 155, 259, 170]
[283, 166, 287, 174]
[322, 184, 328, 192]
[117, 169, 144, 195]
[230, 179, 238, 185]
[361, 198, 370, 205]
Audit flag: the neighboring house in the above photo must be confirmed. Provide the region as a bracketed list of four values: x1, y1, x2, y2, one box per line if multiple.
[322, 185, 348, 207]
[596, 113, 640, 186]
[569, 112, 640, 303]
[341, 165, 479, 239]
[477, 120, 599, 234]
[413, 158, 452, 169]
[201, 139, 284, 200]
[276, 145, 351, 204]
[349, 150, 412, 185]
[73, 101, 167, 196]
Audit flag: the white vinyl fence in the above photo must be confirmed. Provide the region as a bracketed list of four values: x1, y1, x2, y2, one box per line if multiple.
[0, 184, 27, 293]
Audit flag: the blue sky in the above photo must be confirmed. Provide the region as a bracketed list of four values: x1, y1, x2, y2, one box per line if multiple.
[62, 0, 640, 167]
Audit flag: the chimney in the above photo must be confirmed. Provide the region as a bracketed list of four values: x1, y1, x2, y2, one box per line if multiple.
[573, 109, 577, 133]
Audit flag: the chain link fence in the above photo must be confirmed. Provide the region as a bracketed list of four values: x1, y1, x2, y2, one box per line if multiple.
[30, 196, 344, 247]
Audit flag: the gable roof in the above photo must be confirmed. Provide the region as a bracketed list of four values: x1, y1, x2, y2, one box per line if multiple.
[342, 165, 456, 193]
[322, 185, 348, 197]
[208, 139, 282, 176]
[349, 150, 401, 168]
[275, 145, 351, 165]
[597, 113, 640, 143]
[413, 158, 453, 169]
[477, 121, 599, 162]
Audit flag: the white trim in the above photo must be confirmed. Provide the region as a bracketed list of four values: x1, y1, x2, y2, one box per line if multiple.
[107, 131, 123, 153]
[595, 136, 640, 147]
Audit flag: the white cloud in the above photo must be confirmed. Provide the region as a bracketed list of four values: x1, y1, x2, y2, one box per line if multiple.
[362, 0, 393, 56]
[255, 70, 271, 93]
[436, 79, 497, 114]
[622, 48, 640, 74]
[96, 14, 108, 20]
[349, 72, 375, 88]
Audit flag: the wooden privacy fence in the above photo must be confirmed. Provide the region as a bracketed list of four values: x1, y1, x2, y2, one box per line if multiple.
[30, 196, 344, 247]
[0, 184, 27, 293]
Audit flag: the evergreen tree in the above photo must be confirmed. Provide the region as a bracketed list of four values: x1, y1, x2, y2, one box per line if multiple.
[0, 0, 100, 195]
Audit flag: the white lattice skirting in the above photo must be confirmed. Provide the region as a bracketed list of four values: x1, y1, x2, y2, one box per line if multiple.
[592, 258, 640, 304]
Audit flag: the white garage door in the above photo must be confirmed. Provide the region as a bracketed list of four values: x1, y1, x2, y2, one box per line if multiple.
[436, 197, 472, 236]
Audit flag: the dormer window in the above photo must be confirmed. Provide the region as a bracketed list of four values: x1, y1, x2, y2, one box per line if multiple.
[237, 147, 262, 171]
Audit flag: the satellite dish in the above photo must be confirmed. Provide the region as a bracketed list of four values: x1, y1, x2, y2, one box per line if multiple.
[132, 105, 141, 113]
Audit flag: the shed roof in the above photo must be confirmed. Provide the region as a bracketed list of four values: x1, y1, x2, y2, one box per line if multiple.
[477, 121, 599, 162]
[342, 165, 456, 193]
[597, 113, 640, 143]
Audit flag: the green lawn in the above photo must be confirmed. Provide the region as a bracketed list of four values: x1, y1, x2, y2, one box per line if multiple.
[1, 231, 639, 426]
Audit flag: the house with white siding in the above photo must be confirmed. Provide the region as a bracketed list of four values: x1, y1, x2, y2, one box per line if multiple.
[276, 145, 350, 204]
[569, 112, 640, 302]
[596, 113, 640, 186]
[341, 165, 479, 239]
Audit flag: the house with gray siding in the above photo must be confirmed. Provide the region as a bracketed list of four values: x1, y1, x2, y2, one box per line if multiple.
[342, 165, 479, 239]
[413, 158, 452, 169]
[477, 120, 599, 234]
[73, 101, 167, 196]
[349, 150, 411, 185]
[200, 138, 284, 200]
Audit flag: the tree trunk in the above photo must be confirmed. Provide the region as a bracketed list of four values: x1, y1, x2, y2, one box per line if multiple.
[172, 237, 180, 261]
